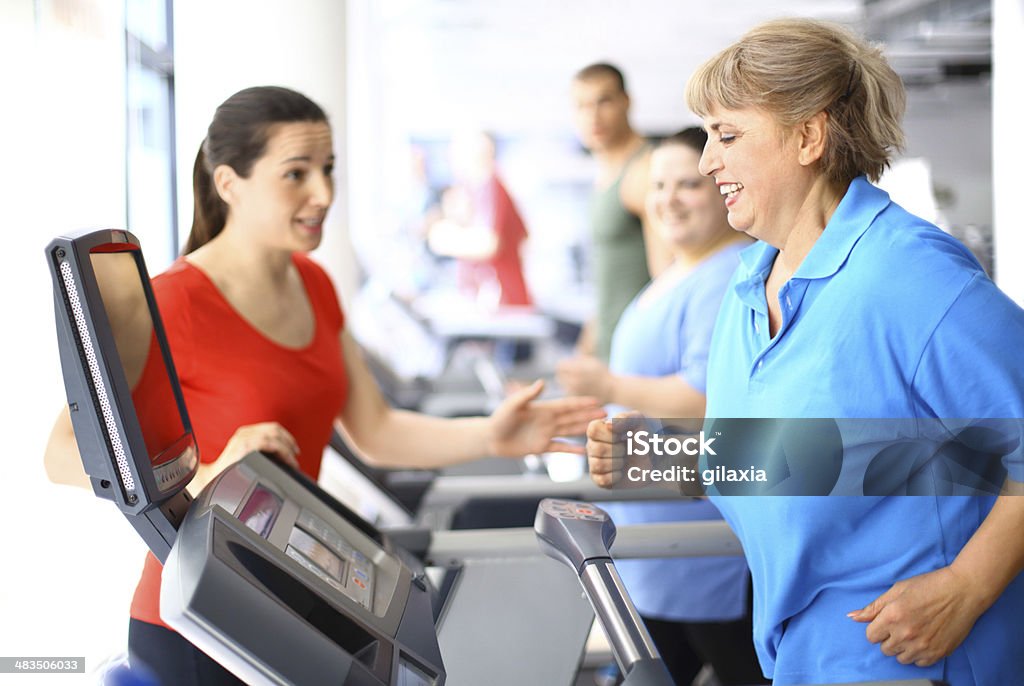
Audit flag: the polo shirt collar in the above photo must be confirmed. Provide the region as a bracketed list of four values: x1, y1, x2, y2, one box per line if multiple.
[734, 241, 776, 311]
[732, 176, 891, 309]
[793, 176, 891, 280]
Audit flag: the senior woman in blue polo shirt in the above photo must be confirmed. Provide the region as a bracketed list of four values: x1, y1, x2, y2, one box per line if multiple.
[587, 18, 1024, 686]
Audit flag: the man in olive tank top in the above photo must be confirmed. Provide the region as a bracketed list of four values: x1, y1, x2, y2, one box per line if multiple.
[571, 63, 672, 361]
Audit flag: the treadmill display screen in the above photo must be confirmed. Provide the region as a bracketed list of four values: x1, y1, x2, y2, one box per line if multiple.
[288, 527, 344, 581]
[238, 486, 282, 538]
[89, 249, 194, 486]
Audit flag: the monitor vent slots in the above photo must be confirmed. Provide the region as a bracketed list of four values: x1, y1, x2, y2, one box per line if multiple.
[60, 259, 137, 494]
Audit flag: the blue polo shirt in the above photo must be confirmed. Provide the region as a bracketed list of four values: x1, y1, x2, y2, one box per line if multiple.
[704, 177, 1024, 685]
[604, 243, 749, 622]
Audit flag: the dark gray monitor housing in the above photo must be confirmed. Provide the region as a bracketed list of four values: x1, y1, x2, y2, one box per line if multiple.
[47, 229, 447, 685]
[47, 228, 197, 562]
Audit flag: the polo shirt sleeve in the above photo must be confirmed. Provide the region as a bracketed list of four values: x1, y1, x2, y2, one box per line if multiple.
[911, 272, 1024, 482]
[678, 266, 735, 394]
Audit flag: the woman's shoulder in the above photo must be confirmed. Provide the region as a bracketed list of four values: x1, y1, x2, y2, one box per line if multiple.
[678, 241, 747, 302]
[291, 252, 345, 326]
[701, 240, 747, 277]
[848, 199, 982, 294]
[873, 203, 982, 272]
[853, 205, 992, 328]
[291, 251, 325, 274]
[291, 252, 337, 293]
[151, 257, 201, 301]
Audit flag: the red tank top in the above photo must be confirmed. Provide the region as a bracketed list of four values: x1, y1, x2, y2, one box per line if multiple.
[130, 252, 348, 627]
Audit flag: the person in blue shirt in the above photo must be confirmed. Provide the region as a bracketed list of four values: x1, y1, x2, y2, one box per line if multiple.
[558, 129, 763, 685]
[586, 18, 1024, 686]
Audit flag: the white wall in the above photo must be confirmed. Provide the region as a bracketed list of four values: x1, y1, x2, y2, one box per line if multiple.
[173, 0, 358, 304]
[902, 81, 993, 233]
[0, 1, 148, 683]
[1, 3, 357, 682]
[993, 0, 1024, 304]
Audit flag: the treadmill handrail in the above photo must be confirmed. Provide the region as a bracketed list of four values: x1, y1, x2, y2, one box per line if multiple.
[425, 520, 741, 563]
[580, 560, 659, 675]
[421, 473, 696, 506]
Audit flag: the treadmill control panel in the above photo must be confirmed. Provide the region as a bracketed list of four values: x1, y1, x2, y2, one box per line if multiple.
[535, 498, 617, 574]
[541, 499, 609, 522]
[288, 508, 376, 611]
[235, 484, 377, 612]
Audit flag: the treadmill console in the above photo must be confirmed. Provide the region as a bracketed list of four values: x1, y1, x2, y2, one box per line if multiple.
[163, 452, 443, 685]
[48, 229, 445, 685]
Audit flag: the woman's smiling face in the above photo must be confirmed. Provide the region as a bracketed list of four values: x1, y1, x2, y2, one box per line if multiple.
[698, 104, 807, 245]
[647, 143, 732, 250]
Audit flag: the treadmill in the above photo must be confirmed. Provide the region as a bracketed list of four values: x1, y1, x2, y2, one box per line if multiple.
[48, 229, 447, 684]
[46, 228, 596, 685]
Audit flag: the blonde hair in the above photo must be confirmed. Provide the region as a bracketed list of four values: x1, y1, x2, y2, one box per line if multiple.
[686, 18, 906, 185]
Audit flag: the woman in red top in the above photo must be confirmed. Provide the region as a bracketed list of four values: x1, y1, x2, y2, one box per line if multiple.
[45, 86, 603, 686]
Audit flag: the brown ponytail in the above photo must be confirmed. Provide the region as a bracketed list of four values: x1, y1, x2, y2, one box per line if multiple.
[185, 142, 227, 254]
[181, 86, 329, 255]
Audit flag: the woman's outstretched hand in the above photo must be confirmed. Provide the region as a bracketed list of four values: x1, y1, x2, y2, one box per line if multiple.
[487, 379, 605, 457]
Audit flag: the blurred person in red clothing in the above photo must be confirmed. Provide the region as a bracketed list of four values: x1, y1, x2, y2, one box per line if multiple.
[428, 130, 532, 310]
